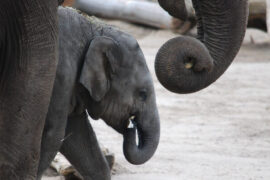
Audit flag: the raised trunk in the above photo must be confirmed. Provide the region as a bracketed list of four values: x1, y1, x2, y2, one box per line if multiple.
[158, 0, 188, 20]
[123, 109, 160, 165]
[155, 0, 248, 94]
[0, 0, 58, 178]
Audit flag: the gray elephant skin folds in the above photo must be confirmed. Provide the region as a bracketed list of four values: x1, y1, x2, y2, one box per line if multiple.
[37, 7, 160, 180]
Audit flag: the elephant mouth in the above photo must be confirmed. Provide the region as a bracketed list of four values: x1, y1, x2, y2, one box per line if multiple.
[127, 115, 136, 128]
[123, 110, 159, 165]
[125, 114, 140, 146]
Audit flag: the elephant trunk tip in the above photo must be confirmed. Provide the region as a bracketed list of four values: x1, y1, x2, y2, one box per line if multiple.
[158, 0, 188, 20]
[155, 36, 214, 94]
[123, 121, 160, 165]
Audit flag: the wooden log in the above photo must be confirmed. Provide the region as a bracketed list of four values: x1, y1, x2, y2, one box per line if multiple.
[50, 153, 75, 176]
[73, 0, 184, 29]
[249, 0, 266, 16]
[50, 148, 115, 179]
[68, 0, 268, 32]
[62, 0, 75, 7]
[267, 0, 270, 34]
[246, 0, 267, 31]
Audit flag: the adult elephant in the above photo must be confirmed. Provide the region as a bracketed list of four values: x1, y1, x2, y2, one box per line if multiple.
[0, 0, 62, 179]
[155, 0, 249, 94]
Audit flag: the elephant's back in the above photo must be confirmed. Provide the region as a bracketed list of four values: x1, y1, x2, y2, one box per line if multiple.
[58, 7, 88, 40]
[58, 7, 90, 62]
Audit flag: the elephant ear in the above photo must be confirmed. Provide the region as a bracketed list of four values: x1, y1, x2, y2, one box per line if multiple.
[79, 36, 122, 102]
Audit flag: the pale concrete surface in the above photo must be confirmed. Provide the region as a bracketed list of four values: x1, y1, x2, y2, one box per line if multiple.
[95, 29, 270, 180]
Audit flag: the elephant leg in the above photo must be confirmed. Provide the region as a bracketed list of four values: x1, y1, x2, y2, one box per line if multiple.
[60, 112, 111, 180]
[0, 0, 58, 179]
[36, 114, 67, 179]
[37, 78, 74, 178]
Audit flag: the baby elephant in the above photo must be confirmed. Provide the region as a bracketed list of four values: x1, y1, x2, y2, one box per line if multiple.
[37, 7, 160, 180]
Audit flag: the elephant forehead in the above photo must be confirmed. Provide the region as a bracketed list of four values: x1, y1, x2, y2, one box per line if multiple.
[125, 68, 152, 87]
[104, 27, 139, 49]
[120, 35, 139, 51]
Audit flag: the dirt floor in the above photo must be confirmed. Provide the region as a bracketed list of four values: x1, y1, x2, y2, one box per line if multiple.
[43, 23, 270, 180]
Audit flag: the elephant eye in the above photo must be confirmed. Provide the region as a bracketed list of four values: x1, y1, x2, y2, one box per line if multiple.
[138, 89, 147, 101]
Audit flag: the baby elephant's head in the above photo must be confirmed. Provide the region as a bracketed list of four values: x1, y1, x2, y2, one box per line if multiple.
[79, 29, 160, 165]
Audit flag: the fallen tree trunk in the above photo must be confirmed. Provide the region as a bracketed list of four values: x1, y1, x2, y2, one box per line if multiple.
[62, 0, 75, 7]
[69, 0, 268, 32]
[73, 0, 185, 29]
[249, 0, 266, 21]
[248, 0, 267, 31]
[250, 0, 266, 15]
[267, 0, 270, 34]
[51, 147, 115, 179]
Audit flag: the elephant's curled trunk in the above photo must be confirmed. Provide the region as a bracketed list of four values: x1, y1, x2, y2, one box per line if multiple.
[123, 110, 160, 165]
[155, 0, 248, 94]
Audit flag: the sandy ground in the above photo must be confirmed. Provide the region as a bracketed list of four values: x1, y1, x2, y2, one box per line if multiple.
[43, 24, 270, 180]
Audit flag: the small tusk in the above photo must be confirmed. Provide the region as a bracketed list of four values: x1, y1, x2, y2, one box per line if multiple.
[127, 116, 136, 128]
[128, 120, 134, 128]
[129, 115, 135, 121]
[185, 62, 193, 69]
[135, 128, 139, 146]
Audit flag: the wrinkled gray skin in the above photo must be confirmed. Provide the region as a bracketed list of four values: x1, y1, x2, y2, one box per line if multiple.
[0, 0, 58, 179]
[37, 7, 160, 180]
[155, 0, 248, 94]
